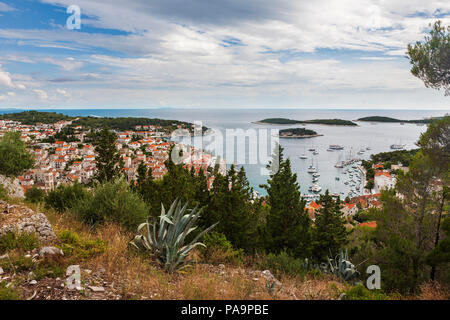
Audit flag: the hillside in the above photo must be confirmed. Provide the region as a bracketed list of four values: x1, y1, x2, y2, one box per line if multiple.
[0, 111, 201, 132]
[0, 199, 447, 300]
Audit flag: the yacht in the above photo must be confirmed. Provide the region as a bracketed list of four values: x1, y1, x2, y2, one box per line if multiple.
[312, 177, 319, 182]
[313, 151, 319, 155]
[307, 165, 317, 173]
[311, 184, 322, 193]
[390, 144, 405, 150]
[312, 173, 320, 177]
[299, 155, 308, 159]
[329, 145, 344, 150]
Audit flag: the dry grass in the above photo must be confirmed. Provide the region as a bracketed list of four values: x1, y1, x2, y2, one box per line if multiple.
[6, 201, 447, 300]
[417, 281, 450, 300]
[43, 209, 347, 300]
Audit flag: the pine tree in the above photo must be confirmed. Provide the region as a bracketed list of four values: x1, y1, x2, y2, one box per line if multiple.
[261, 144, 311, 258]
[312, 190, 349, 262]
[94, 127, 123, 183]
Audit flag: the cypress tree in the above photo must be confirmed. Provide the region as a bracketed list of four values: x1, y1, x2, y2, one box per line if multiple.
[261, 144, 311, 258]
[312, 190, 349, 262]
[94, 126, 123, 183]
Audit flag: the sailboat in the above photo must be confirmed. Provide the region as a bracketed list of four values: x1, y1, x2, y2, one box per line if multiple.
[299, 146, 307, 159]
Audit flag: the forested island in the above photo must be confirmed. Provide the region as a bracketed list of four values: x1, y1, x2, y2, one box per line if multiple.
[0, 110, 204, 133]
[356, 116, 438, 124]
[279, 127, 322, 138]
[255, 118, 357, 126]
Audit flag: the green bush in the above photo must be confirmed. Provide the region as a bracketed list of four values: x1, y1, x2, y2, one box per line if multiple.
[0, 131, 34, 177]
[71, 179, 149, 229]
[201, 232, 244, 265]
[0, 232, 40, 254]
[58, 230, 106, 262]
[0, 282, 20, 300]
[33, 260, 65, 280]
[45, 182, 89, 213]
[344, 284, 389, 300]
[25, 186, 45, 203]
[258, 250, 307, 278]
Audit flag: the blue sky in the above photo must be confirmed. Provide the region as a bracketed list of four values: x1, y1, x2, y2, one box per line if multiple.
[0, 0, 449, 110]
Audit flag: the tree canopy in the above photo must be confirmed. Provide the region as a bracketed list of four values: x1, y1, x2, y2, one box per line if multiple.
[0, 131, 34, 177]
[407, 20, 450, 96]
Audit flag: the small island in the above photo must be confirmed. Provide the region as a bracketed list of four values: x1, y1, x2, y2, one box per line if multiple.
[279, 128, 323, 138]
[357, 116, 435, 124]
[254, 118, 357, 126]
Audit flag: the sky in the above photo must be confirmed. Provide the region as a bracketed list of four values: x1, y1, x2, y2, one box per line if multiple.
[0, 0, 449, 110]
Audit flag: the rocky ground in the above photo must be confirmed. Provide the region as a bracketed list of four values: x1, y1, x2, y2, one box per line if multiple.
[0, 175, 24, 199]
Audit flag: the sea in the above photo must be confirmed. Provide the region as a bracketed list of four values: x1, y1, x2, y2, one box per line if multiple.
[1, 108, 448, 197]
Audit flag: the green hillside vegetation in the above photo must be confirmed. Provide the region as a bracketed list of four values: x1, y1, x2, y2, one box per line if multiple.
[258, 118, 357, 126]
[0, 111, 201, 132]
[279, 128, 318, 137]
[259, 118, 302, 124]
[0, 111, 72, 124]
[357, 116, 435, 124]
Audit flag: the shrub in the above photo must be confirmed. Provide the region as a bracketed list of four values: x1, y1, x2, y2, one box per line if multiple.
[0, 282, 20, 300]
[0, 131, 34, 177]
[258, 250, 307, 278]
[25, 186, 45, 203]
[58, 230, 106, 262]
[344, 284, 389, 300]
[201, 232, 244, 265]
[45, 182, 89, 213]
[71, 178, 149, 230]
[0, 232, 40, 254]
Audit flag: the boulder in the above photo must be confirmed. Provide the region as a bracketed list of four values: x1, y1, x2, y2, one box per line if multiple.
[39, 246, 64, 258]
[0, 201, 57, 243]
[0, 175, 24, 198]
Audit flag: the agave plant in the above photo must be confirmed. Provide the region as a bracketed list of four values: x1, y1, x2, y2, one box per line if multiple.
[327, 249, 360, 282]
[130, 198, 218, 273]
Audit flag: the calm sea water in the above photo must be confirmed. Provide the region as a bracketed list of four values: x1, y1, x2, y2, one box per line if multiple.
[1, 108, 448, 196]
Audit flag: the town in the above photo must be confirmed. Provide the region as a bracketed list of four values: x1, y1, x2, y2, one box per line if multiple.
[0, 117, 226, 193]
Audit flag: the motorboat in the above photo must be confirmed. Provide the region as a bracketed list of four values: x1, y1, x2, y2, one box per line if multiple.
[390, 144, 405, 150]
[329, 145, 344, 150]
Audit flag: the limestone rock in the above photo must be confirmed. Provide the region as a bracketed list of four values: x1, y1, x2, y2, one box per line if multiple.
[0, 175, 24, 198]
[0, 201, 57, 243]
[39, 246, 64, 258]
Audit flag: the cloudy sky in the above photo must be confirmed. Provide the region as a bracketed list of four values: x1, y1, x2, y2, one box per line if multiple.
[0, 0, 449, 110]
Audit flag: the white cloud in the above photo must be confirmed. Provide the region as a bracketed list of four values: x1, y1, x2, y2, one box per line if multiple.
[0, 2, 16, 12]
[56, 88, 71, 97]
[0, 0, 447, 108]
[43, 57, 84, 71]
[33, 89, 49, 100]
